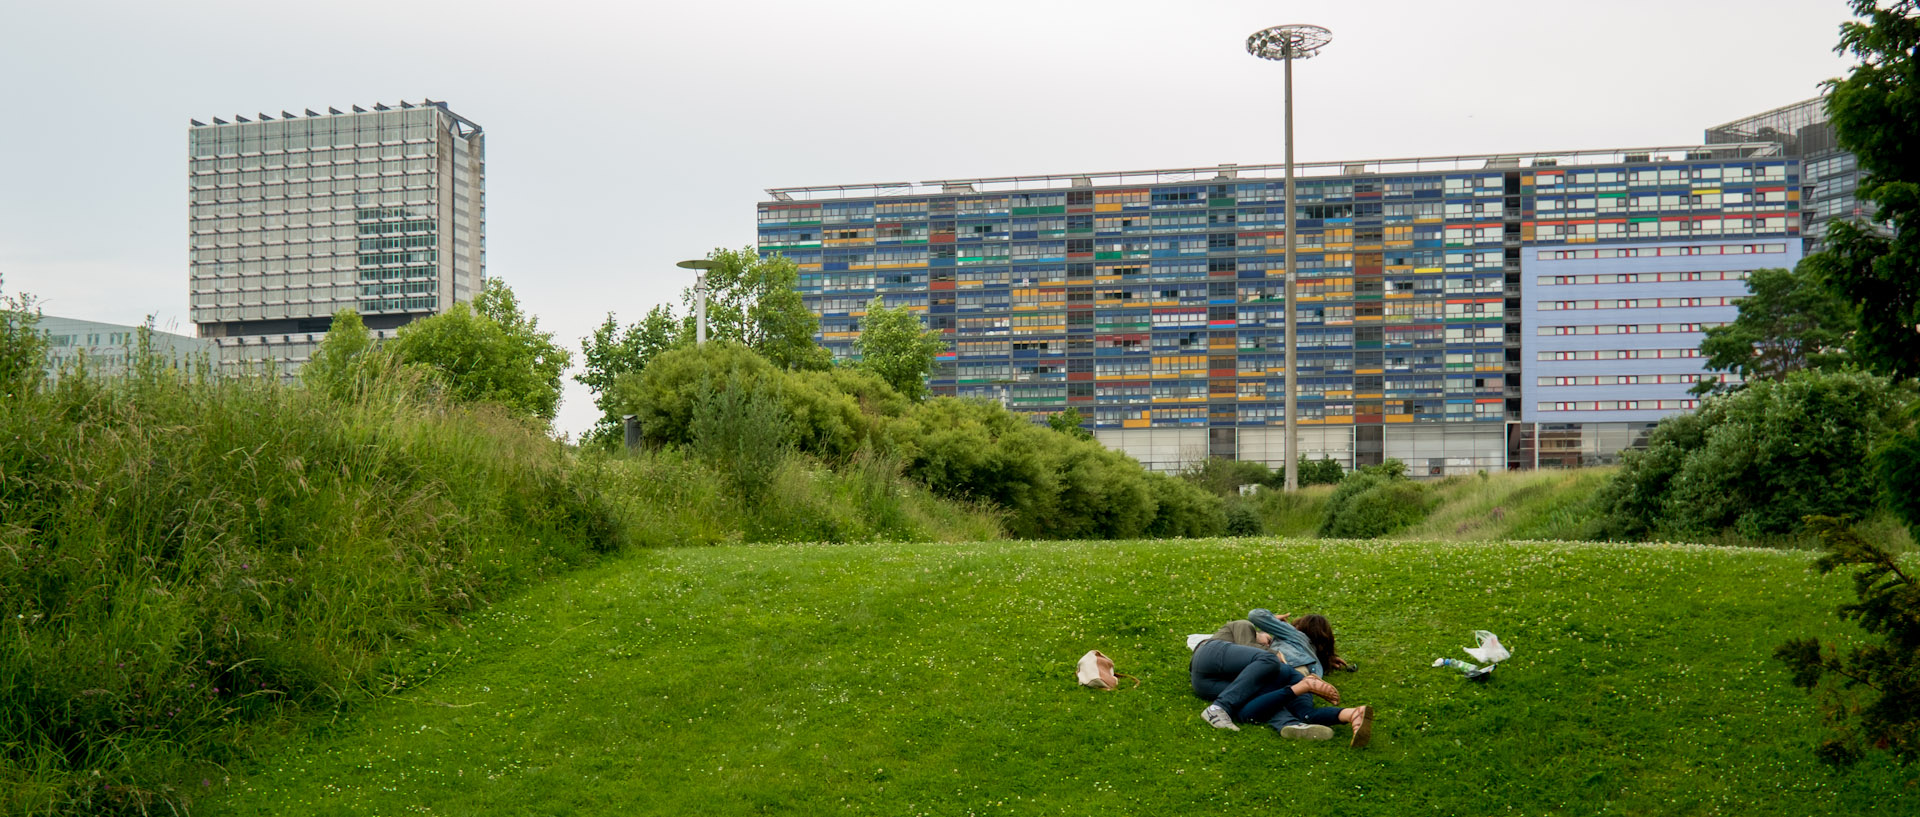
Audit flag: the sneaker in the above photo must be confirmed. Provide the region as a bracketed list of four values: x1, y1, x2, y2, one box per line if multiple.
[1278, 723, 1334, 741]
[1350, 705, 1375, 748]
[1201, 704, 1240, 731]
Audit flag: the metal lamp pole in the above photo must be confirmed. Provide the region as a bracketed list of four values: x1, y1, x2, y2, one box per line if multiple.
[675, 259, 717, 346]
[1247, 24, 1332, 492]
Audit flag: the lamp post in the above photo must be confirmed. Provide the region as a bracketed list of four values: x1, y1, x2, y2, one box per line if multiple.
[675, 259, 717, 346]
[1247, 23, 1332, 493]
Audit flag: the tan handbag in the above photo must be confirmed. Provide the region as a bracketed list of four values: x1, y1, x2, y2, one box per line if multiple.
[1076, 650, 1140, 690]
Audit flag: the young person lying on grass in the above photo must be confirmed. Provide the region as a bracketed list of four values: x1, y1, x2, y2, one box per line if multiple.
[1251, 609, 1359, 676]
[1189, 615, 1375, 747]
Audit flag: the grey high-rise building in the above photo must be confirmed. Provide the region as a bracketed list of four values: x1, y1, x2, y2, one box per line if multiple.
[187, 101, 484, 374]
[1707, 97, 1862, 250]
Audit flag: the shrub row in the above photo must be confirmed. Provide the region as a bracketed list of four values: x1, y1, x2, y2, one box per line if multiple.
[618, 343, 1227, 539]
[1587, 369, 1912, 540]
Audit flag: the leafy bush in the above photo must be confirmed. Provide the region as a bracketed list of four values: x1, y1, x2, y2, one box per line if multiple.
[1224, 499, 1263, 536]
[387, 279, 572, 423]
[689, 368, 793, 506]
[618, 342, 902, 463]
[1297, 456, 1346, 486]
[1588, 369, 1911, 540]
[1180, 457, 1272, 497]
[888, 398, 1224, 539]
[1143, 472, 1230, 538]
[1318, 459, 1434, 538]
[625, 345, 1221, 540]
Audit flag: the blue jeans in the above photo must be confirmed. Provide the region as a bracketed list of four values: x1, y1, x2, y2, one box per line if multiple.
[1189, 640, 1305, 716]
[1238, 685, 1344, 729]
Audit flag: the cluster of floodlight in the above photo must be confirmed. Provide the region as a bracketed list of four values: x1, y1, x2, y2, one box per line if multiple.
[1246, 24, 1332, 61]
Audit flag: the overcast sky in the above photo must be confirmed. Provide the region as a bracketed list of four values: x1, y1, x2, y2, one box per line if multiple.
[0, 0, 1856, 439]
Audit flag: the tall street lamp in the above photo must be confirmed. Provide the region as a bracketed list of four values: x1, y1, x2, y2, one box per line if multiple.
[675, 259, 717, 346]
[1247, 23, 1332, 492]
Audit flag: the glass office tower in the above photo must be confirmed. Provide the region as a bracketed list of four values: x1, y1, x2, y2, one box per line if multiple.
[187, 102, 484, 375]
[1707, 97, 1858, 250]
[759, 144, 1800, 475]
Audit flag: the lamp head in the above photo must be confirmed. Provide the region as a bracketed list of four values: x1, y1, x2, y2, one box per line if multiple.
[1246, 24, 1332, 61]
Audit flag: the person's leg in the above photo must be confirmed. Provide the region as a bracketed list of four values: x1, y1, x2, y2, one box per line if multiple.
[1188, 640, 1240, 702]
[1210, 645, 1293, 715]
[1236, 687, 1297, 725]
[1287, 693, 1345, 727]
[1338, 705, 1376, 747]
[1191, 640, 1265, 730]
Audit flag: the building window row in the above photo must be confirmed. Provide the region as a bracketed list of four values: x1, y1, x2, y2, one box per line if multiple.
[1540, 296, 1740, 310]
[1537, 373, 1734, 386]
[1539, 322, 1725, 335]
[1541, 400, 1699, 412]
[1536, 348, 1701, 361]
[1537, 242, 1788, 261]
[1537, 270, 1752, 285]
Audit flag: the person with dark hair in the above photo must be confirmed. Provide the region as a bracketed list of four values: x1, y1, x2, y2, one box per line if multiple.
[1190, 616, 1376, 747]
[1250, 608, 1357, 676]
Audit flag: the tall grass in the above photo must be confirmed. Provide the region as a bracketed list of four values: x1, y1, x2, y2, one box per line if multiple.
[0, 356, 629, 814]
[1400, 468, 1618, 541]
[0, 344, 1004, 814]
[597, 447, 1003, 547]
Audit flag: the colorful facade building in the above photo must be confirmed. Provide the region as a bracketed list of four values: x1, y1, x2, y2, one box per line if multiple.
[758, 144, 1800, 474]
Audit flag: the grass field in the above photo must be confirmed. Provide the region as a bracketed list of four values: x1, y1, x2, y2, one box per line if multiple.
[206, 537, 1910, 816]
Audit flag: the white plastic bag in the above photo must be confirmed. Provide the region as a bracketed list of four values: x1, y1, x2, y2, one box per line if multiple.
[1463, 630, 1510, 664]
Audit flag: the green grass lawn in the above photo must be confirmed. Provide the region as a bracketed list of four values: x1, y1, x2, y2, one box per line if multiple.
[207, 538, 1910, 815]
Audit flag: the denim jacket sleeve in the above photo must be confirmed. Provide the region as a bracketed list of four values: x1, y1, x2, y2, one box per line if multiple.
[1249, 608, 1324, 677]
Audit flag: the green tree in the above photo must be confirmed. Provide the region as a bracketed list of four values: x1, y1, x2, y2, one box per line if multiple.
[853, 296, 944, 401]
[1777, 3, 1920, 769]
[302, 309, 385, 402]
[1818, 0, 1920, 383]
[389, 278, 573, 422]
[687, 247, 830, 372]
[614, 342, 906, 463]
[1589, 369, 1907, 540]
[1047, 407, 1094, 440]
[1696, 265, 1853, 387]
[0, 286, 47, 400]
[577, 305, 684, 447]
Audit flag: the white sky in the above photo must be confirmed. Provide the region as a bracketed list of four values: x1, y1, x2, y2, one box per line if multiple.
[0, 0, 1855, 439]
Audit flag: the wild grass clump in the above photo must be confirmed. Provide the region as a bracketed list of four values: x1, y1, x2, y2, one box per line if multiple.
[0, 354, 623, 815]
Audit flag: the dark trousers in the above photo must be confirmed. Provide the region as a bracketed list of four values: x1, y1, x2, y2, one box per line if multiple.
[1189, 640, 1305, 716]
[1239, 685, 1343, 729]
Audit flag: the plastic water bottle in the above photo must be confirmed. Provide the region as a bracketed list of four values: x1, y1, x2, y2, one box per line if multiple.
[1433, 657, 1481, 673]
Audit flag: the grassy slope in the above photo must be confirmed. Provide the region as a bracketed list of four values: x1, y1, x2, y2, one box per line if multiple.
[210, 538, 1907, 816]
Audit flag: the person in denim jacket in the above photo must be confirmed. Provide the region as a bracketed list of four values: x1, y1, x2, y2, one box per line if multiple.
[1249, 608, 1357, 678]
[1192, 614, 1376, 746]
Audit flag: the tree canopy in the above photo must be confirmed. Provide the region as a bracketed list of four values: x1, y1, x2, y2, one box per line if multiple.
[1784, 1, 1920, 768]
[389, 278, 573, 422]
[1819, 0, 1920, 381]
[686, 247, 831, 372]
[1697, 265, 1854, 387]
[577, 305, 683, 446]
[576, 248, 834, 446]
[853, 296, 945, 401]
